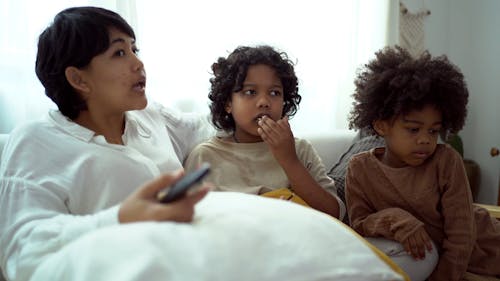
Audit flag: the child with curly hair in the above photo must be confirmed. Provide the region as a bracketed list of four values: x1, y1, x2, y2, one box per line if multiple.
[184, 45, 345, 219]
[346, 46, 500, 281]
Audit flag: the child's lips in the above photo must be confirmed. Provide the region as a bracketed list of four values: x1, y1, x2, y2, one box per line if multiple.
[255, 114, 270, 123]
[413, 151, 429, 159]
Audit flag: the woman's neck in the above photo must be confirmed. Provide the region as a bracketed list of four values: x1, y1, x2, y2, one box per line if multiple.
[75, 110, 126, 145]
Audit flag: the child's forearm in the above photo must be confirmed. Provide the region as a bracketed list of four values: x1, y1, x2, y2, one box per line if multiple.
[281, 160, 341, 218]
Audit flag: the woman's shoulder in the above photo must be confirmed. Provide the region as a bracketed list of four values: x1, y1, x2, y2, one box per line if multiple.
[142, 101, 207, 126]
[1, 120, 58, 172]
[8, 119, 54, 146]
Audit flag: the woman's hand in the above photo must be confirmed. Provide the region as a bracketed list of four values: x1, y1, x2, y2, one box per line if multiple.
[118, 170, 210, 223]
[402, 226, 433, 260]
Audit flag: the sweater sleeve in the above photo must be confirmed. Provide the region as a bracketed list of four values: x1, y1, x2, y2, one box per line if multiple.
[345, 159, 424, 242]
[428, 147, 475, 281]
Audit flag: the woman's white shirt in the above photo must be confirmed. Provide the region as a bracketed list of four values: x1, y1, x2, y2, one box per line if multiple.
[0, 102, 214, 281]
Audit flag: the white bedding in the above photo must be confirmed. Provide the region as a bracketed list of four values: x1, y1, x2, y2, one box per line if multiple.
[30, 192, 404, 281]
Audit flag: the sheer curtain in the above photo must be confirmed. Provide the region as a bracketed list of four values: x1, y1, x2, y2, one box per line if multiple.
[0, 0, 394, 136]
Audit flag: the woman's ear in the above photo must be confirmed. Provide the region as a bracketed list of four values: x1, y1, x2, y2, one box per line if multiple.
[65, 66, 90, 94]
[373, 120, 388, 136]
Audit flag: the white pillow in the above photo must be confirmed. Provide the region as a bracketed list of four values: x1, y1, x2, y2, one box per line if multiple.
[31, 192, 405, 281]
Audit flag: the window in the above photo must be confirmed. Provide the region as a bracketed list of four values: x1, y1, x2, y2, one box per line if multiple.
[0, 0, 393, 135]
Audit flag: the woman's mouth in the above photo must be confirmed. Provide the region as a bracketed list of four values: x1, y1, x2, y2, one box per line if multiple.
[132, 80, 146, 93]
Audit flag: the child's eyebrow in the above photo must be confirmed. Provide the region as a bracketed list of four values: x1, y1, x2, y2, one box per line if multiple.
[242, 83, 283, 88]
[403, 118, 442, 126]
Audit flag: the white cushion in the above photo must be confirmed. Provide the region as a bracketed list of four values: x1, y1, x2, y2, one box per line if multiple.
[31, 192, 404, 281]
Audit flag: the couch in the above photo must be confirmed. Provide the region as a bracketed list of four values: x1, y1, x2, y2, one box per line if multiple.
[1, 132, 499, 281]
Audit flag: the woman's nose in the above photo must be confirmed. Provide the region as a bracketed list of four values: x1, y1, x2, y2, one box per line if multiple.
[133, 54, 144, 72]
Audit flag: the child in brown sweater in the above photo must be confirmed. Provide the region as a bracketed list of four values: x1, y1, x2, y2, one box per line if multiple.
[345, 46, 500, 281]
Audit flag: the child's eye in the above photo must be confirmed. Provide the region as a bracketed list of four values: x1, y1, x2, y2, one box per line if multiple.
[270, 90, 282, 96]
[242, 90, 256, 96]
[429, 129, 440, 135]
[407, 127, 419, 134]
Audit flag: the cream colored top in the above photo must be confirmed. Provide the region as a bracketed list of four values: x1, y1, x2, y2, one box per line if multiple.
[184, 136, 345, 219]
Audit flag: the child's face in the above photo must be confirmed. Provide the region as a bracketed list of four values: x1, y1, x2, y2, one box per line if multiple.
[226, 64, 284, 142]
[375, 104, 442, 168]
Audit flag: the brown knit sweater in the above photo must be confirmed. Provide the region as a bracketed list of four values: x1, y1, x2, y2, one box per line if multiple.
[346, 144, 500, 281]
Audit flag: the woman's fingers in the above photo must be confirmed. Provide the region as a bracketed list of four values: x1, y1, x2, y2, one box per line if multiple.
[118, 172, 209, 223]
[138, 169, 184, 198]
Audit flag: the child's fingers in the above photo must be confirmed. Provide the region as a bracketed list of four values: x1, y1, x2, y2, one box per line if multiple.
[402, 240, 412, 257]
[404, 235, 425, 260]
[421, 231, 433, 251]
[406, 237, 419, 259]
[426, 240, 433, 251]
[259, 116, 293, 145]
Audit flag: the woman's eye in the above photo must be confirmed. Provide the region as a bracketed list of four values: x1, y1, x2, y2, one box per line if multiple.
[115, 50, 125, 57]
[133, 48, 140, 55]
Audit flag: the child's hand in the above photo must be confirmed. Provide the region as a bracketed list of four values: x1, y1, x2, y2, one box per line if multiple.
[402, 226, 433, 260]
[257, 116, 297, 164]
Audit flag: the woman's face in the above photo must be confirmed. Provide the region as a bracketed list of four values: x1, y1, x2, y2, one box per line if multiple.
[79, 28, 147, 115]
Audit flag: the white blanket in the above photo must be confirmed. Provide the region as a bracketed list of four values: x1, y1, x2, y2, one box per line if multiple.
[30, 192, 404, 281]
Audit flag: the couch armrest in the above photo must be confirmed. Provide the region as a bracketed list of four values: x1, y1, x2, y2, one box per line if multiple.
[304, 130, 357, 169]
[474, 203, 500, 219]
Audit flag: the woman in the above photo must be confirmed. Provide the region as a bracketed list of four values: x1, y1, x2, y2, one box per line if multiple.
[0, 6, 214, 281]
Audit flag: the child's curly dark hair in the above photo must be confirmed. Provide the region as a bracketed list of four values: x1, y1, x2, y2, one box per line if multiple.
[208, 45, 301, 132]
[348, 46, 469, 136]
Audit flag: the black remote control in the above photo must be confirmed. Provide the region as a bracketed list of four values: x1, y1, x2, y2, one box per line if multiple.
[157, 163, 211, 203]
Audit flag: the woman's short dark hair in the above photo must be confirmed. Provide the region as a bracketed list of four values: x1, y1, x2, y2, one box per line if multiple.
[35, 6, 135, 119]
[348, 46, 469, 136]
[209, 45, 301, 132]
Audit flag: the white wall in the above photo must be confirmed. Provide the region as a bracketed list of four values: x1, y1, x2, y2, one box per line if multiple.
[404, 0, 500, 204]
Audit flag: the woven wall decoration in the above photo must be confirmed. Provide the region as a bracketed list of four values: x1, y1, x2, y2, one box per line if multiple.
[399, 1, 430, 58]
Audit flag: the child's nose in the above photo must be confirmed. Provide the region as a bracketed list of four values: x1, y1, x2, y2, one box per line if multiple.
[256, 94, 270, 108]
[417, 133, 431, 144]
